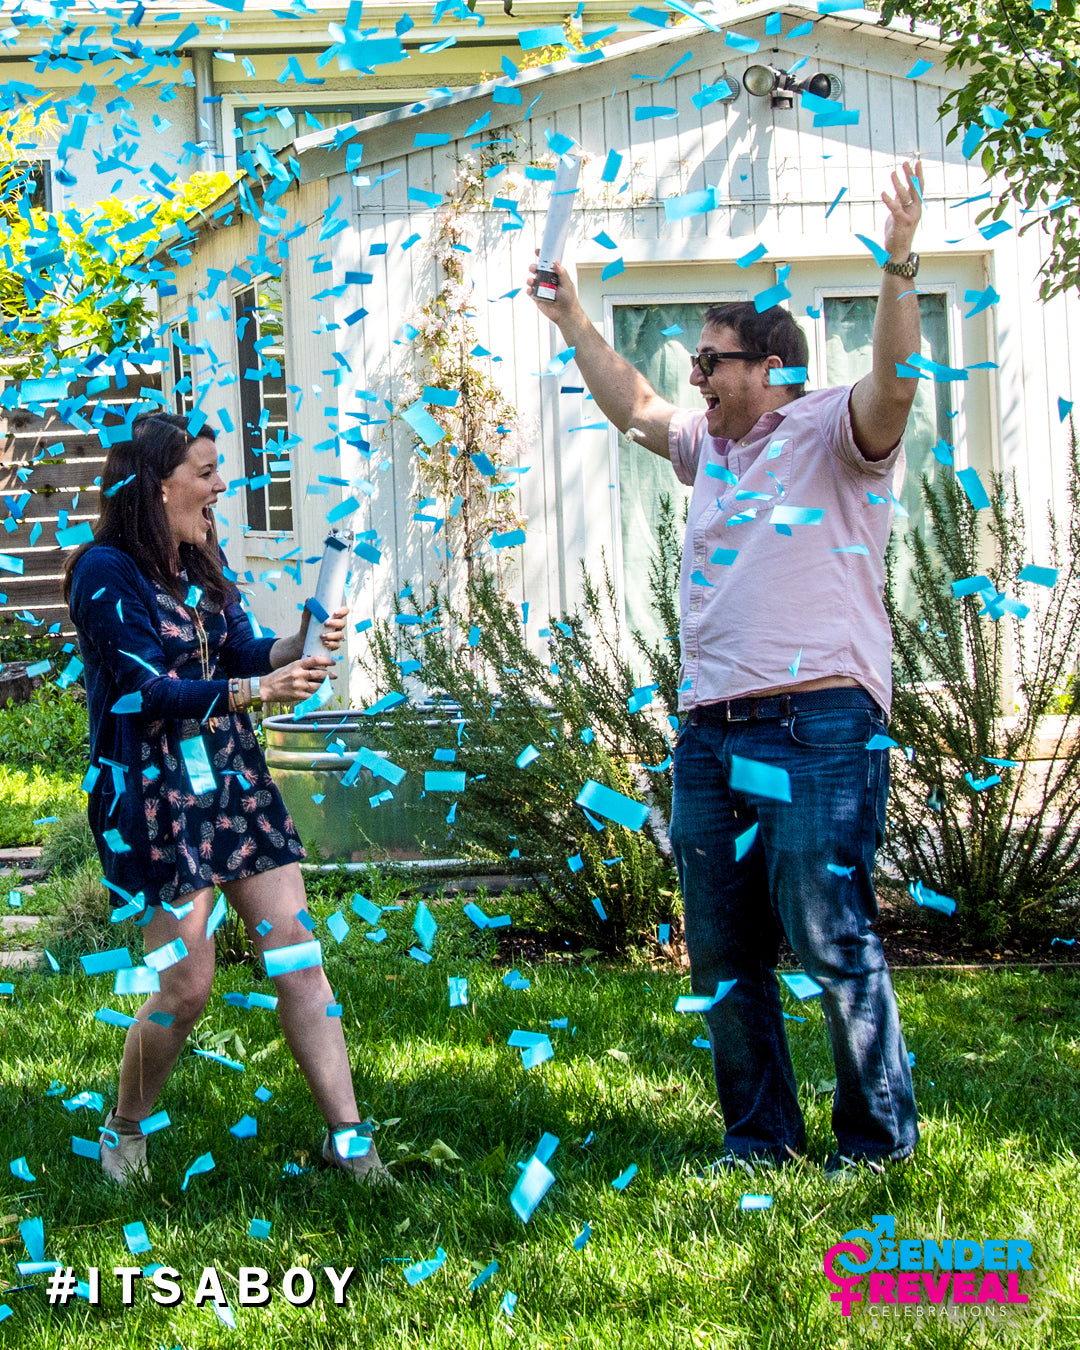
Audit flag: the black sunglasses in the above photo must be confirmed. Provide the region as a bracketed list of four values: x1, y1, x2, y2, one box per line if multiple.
[692, 350, 766, 377]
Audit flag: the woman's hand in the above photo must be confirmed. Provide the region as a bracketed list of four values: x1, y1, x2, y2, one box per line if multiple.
[269, 607, 349, 669]
[316, 606, 348, 652]
[260, 654, 337, 706]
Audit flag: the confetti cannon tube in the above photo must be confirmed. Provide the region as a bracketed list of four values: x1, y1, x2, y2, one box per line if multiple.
[303, 531, 353, 657]
[535, 155, 582, 301]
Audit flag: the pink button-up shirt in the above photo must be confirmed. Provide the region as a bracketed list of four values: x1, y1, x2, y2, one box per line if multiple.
[668, 386, 906, 714]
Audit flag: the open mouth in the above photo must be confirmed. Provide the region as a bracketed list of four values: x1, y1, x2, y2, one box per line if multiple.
[705, 397, 720, 412]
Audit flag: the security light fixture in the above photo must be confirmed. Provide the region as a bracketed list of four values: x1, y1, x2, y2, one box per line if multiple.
[742, 64, 844, 110]
[712, 76, 741, 104]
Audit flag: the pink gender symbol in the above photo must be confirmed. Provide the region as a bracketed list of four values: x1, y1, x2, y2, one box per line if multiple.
[823, 1243, 868, 1316]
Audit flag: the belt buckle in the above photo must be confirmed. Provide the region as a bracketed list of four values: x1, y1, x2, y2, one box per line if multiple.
[726, 700, 752, 723]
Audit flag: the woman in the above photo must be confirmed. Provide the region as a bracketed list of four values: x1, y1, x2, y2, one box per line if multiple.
[64, 414, 391, 1187]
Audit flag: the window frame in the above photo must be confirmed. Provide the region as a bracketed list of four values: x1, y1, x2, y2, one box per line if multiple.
[233, 275, 296, 541]
[602, 289, 747, 642]
[218, 91, 421, 175]
[810, 282, 966, 467]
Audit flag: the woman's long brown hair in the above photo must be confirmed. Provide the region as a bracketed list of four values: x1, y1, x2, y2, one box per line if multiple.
[63, 414, 234, 607]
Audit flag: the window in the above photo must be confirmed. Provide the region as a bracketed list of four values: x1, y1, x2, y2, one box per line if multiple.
[4, 159, 52, 211]
[821, 291, 955, 615]
[232, 103, 393, 158]
[168, 320, 195, 415]
[612, 300, 716, 649]
[234, 277, 294, 534]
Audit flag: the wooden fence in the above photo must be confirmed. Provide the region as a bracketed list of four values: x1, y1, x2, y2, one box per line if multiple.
[0, 373, 164, 637]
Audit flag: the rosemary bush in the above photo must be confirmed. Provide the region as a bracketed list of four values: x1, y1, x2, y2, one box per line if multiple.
[360, 560, 681, 952]
[883, 436, 1080, 947]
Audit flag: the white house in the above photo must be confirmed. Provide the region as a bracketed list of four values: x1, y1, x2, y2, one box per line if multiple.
[155, 2, 1077, 704]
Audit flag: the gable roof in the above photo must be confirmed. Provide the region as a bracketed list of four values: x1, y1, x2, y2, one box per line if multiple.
[172, 2, 946, 239]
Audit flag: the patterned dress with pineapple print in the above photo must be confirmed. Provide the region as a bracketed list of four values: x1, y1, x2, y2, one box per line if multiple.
[69, 544, 305, 908]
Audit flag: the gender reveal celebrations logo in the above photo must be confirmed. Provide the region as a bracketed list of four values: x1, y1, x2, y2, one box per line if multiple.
[824, 1215, 1032, 1317]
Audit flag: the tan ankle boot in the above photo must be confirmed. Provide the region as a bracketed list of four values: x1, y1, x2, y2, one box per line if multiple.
[100, 1109, 150, 1184]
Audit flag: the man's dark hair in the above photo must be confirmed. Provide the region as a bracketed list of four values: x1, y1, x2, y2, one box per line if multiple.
[703, 302, 809, 393]
[63, 413, 234, 606]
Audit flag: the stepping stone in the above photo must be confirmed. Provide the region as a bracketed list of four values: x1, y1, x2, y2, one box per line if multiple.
[1, 916, 40, 935]
[0, 951, 43, 969]
[0, 848, 43, 862]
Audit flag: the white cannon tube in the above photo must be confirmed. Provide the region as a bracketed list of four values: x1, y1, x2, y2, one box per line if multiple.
[535, 155, 582, 301]
[303, 532, 353, 657]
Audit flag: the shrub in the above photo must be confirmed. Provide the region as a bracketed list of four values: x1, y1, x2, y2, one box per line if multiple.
[40, 809, 98, 876]
[0, 764, 84, 847]
[0, 683, 89, 775]
[883, 433, 1080, 948]
[359, 565, 680, 952]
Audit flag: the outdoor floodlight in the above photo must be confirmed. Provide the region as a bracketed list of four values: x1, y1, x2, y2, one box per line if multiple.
[742, 64, 843, 110]
[742, 64, 781, 98]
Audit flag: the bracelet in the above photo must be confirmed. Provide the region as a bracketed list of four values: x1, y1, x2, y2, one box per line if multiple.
[250, 675, 262, 710]
[227, 678, 251, 713]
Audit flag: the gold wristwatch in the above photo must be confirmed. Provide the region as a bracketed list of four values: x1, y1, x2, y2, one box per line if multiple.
[882, 253, 919, 279]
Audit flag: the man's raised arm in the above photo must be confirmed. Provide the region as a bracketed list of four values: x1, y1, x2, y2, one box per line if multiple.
[528, 260, 677, 459]
[849, 159, 925, 461]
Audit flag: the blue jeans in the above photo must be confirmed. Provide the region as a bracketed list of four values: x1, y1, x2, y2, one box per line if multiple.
[669, 691, 918, 1163]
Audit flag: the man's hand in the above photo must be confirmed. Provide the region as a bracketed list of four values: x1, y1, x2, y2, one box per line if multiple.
[880, 159, 923, 262]
[525, 254, 676, 459]
[527, 256, 587, 333]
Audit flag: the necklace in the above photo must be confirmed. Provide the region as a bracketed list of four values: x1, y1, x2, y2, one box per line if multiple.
[190, 606, 220, 730]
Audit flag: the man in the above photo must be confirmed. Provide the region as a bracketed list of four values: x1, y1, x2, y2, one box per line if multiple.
[529, 162, 923, 1177]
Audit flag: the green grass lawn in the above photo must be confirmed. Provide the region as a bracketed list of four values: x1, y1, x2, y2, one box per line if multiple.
[1, 893, 1079, 1349]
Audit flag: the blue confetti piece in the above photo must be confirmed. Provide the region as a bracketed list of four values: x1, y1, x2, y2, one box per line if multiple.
[956, 466, 991, 510]
[409, 946, 433, 964]
[740, 1194, 773, 1211]
[140, 1111, 171, 1136]
[403, 1247, 447, 1286]
[510, 1156, 556, 1222]
[9, 1157, 35, 1182]
[734, 823, 758, 862]
[425, 770, 466, 792]
[470, 1260, 499, 1290]
[674, 979, 736, 1013]
[249, 1218, 272, 1240]
[574, 780, 649, 831]
[909, 879, 956, 916]
[769, 367, 808, 386]
[264, 940, 323, 978]
[736, 243, 767, 267]
[449, 976, 469, 1008]
[401, 401, 447, 447]
[780, 971, 824, 1000]
[729, 755, 791, 803]
[499, 1291, 518, 1319]
[1018, 564, 1059, 588]
[123, 1222, 151, 1255]
[230, 1115, 258, 1139]
[610, 1163, 638, 1191]
[181, 1152, 215, 1191]
[81, 947, 132, 976]
[413, 901, 437, 952]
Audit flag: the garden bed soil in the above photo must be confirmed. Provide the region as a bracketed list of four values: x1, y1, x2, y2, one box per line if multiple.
[490, 891, 1080, 970]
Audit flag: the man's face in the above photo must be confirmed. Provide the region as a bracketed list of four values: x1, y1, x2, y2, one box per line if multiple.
[690, 324, 773, 442]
